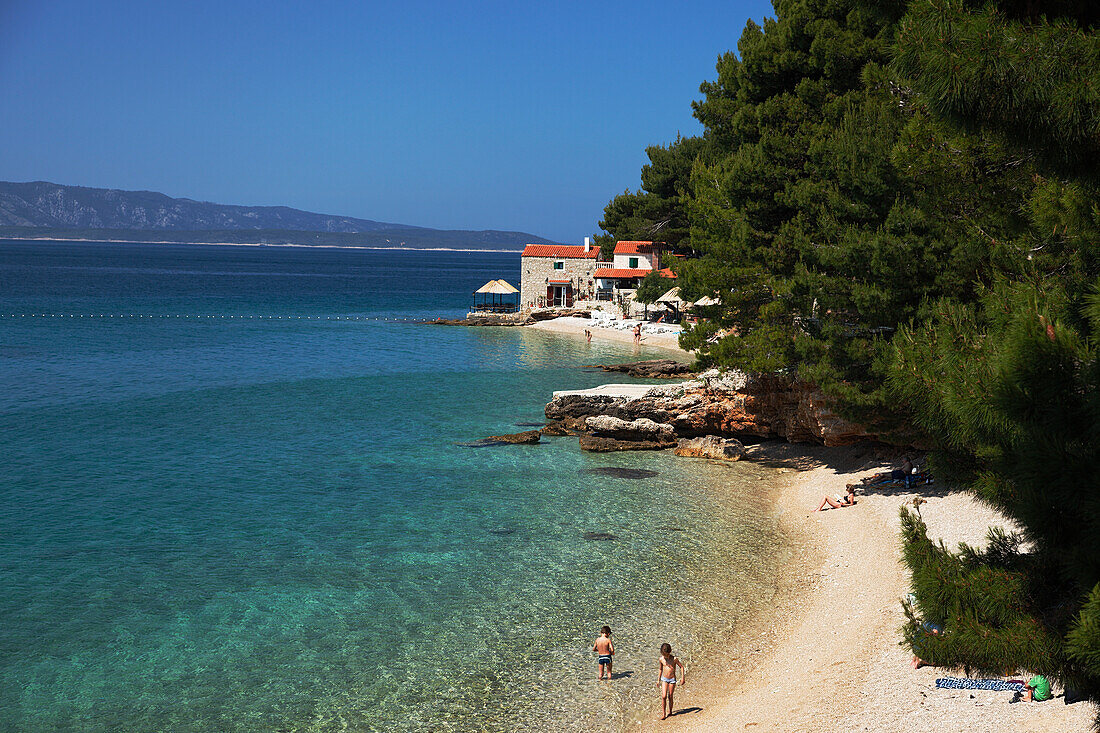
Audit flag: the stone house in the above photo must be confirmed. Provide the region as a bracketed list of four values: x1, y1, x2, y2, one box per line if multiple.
[594, 241, 675, 299]
[519, 239, 600, 309]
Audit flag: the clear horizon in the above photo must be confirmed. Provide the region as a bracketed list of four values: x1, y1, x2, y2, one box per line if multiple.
[0, 0, 773, 243]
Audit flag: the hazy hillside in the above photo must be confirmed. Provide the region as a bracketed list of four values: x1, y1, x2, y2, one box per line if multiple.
[0, 181, 551, 249]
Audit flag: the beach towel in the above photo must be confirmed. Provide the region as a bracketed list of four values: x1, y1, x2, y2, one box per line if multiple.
[935, 677, 1025, 692]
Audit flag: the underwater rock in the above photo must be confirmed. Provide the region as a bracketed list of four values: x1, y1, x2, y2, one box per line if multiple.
[540, 421, 571, 436]
[580, 467, 659, 479]
[484, 430, 541, 444]
[456, 439, 508, 448]
[582, 531, 617, 541]
[583, 359, 695, 378]
[578, 435, 669, 452]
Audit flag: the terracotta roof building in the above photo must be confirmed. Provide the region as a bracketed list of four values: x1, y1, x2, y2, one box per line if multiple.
[519, 238, 600, 310]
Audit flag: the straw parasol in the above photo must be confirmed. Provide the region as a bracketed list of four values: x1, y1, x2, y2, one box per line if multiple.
[474, 279, 519, 295]
[656, 287, 684, 304]
[473, 279, 519, 312]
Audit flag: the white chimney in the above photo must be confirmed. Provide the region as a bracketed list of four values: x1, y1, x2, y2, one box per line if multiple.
[584, 236, 591, 252]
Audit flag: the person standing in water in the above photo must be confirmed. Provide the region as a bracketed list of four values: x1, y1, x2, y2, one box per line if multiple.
[592, 626, 614, 679]
[657, 643, 686, 720]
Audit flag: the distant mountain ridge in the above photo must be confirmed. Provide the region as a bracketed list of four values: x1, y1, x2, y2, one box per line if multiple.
[0, 181, 551, 249]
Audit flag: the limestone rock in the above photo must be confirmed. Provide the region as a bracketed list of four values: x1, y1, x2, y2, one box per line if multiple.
[540, 421, 571, 436]
[578, 435, 670, 452]
[484, 430, 541, 444]
[584, 415, 676, 444]
[547, 370, 881, 447]
[584, 359, 695, 378]
[426, 313, 534, 326]
[674, 435, 745, 461]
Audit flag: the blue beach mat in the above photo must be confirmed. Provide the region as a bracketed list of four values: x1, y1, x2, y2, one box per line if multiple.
[935, 677, 1025, 692]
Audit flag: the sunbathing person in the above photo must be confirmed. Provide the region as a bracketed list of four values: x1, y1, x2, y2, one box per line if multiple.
[911, 622, 942, 669]
[815, 485, 857, 511]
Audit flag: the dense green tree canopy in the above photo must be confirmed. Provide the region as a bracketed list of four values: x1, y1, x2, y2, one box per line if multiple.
[596, 0, 1100, 710]
[888, 0, 1100, 704]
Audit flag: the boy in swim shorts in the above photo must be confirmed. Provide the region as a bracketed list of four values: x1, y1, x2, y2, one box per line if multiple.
[592, 626, 614, 680]
[657, 643, 686, 720]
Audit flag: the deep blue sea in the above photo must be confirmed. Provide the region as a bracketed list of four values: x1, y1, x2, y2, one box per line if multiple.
[0, 240, 786, 732]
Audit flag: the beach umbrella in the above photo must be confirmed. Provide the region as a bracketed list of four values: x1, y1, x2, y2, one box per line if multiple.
[474, 279, 519, 295]
[473, 279, 519, 311]
[656, 287, 683, 304]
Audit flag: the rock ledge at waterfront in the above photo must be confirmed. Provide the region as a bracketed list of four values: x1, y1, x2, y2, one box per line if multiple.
[545, 369, 874, 448]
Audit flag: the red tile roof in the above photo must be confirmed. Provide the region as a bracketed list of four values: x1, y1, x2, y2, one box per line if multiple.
[613, 240, 657, 254]
[595, 268, 650, 278]
[596, 267, 678, 279]
[521, 244, 599, 259]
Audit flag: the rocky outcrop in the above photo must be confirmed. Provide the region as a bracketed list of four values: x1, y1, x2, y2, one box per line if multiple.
[529, 308, 591, 321]
[584, 359, 695, 378]
[674, 435, 745, 460]
[576, 415, 677, 452]
[485, 430, 542, 444]
[584, 415, 676, 444]
[426, 313, 534, 326]
[546, 369, 875, 447]
[578, 435, 673, 452]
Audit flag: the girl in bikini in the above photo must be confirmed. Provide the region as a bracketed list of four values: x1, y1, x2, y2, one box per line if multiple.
[657, 643, 686, 720]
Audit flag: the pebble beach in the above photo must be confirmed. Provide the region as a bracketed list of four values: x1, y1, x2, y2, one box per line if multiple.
[530, 319, 1095, 731]
[634, 442, 1096, 732]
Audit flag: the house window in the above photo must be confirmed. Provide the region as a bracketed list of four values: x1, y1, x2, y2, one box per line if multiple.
[553, 261, 564, 270]
[629, 257, 638, 268]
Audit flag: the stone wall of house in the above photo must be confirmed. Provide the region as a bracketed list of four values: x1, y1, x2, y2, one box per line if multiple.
[520, 256, 597, 310]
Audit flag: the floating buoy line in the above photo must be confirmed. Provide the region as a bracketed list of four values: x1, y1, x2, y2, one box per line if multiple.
[0, 314, 423, 321]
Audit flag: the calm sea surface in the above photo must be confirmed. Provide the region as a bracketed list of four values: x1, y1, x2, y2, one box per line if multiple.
[0, 240, 786, 731]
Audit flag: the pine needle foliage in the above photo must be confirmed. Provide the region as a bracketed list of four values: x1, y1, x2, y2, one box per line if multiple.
[893, 282, 1100, 698]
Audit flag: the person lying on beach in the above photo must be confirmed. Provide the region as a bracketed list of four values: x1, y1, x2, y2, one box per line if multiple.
[592, 626, 614, 680]
[657, 643, 685, 721]
[815, 484, 857, 511]
[911, 622, 941, 669]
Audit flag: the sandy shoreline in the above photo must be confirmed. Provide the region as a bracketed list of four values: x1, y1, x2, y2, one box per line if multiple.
[526, 315, 689, 355]
[631, 442, 1095, 732]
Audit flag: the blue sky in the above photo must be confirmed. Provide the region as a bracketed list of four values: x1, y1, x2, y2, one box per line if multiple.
[0, 0, 773, 242]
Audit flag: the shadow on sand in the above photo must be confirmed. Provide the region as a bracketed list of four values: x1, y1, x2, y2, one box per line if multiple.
[743, 441, 964, 499]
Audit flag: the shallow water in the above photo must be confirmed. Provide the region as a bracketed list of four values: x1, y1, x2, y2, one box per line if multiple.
[0, 241, 785, 731]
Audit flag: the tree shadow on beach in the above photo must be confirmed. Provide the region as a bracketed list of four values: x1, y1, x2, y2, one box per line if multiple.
[743, 440, 966, 498]
[744, 440, 902, 475]
[853, 476, 960, 499]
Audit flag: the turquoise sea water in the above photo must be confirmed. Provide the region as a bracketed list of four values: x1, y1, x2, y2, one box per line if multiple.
[0, 241, 785, 731]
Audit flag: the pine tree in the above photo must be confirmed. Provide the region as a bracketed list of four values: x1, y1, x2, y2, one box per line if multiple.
[889, 0, 1100, 708]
